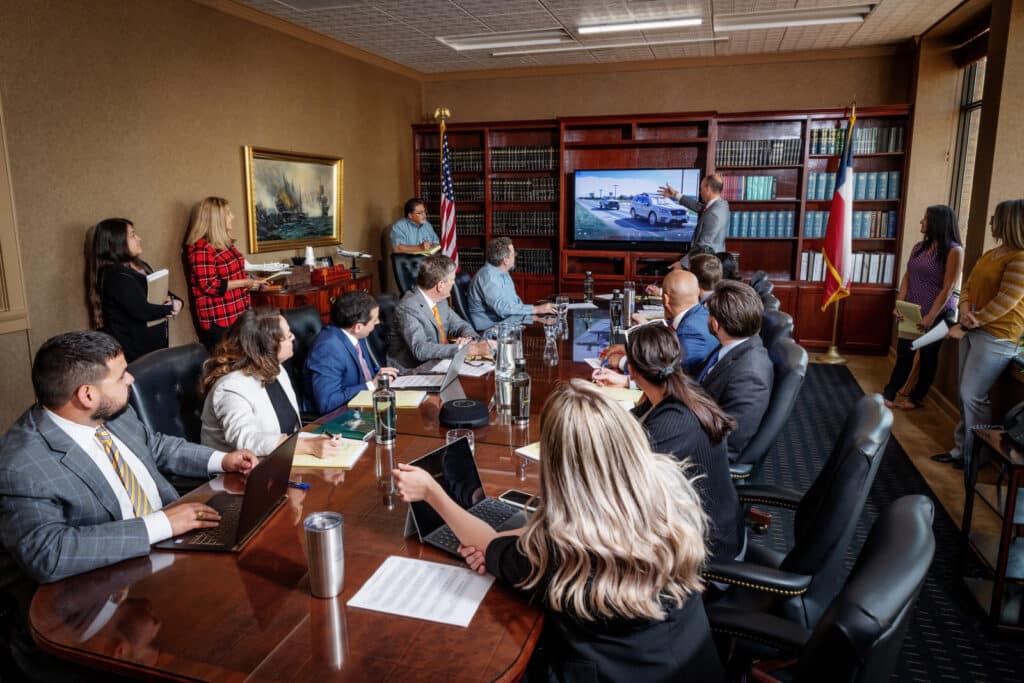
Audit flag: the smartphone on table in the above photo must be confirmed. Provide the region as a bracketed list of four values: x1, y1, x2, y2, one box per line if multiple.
[499, 489, 541, 513]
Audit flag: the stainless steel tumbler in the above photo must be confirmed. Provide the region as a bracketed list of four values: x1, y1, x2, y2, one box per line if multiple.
[304, 512, 345, 598]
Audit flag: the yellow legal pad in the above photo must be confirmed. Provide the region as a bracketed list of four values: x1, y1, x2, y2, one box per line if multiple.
[292, 438, 369, 469]
[515, 442, 541, 461]
[595, 386, 644, 407]
[346, 390, 426, 409]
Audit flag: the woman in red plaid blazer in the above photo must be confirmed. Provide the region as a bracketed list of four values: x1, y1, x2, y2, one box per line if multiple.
[184, 197, 263, 350]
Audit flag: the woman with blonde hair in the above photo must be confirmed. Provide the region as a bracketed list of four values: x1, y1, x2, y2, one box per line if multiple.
[935, 198, 1024, 468]
[393, 379, 723, 681]
[185, 197, 264, 350]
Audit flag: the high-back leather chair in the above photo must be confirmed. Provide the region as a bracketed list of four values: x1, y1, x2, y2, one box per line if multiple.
[281, 305, 323, 416]
[760, 309, 794, 350]
[450, 271, 472, 323]
[752, 277, 774, 299]
[761, 293, 781, 311]
[391, 253, 424, 295]
[731, 337, 807, 482]
[749, 270, 768, 288]
[366, 293, 398, 368]
[710, 495, 935, 682]
[706, 394, 892, 631]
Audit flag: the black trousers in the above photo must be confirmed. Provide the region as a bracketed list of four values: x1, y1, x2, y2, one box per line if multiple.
[197, 324, 229, 352]
[883, 312, 954, 404]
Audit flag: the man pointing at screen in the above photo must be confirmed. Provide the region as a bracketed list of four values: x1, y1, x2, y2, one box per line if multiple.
[660, 173, 729, 267]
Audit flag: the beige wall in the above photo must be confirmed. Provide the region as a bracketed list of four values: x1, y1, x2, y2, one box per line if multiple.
[422, 50, 914, 122]
[0, 0, 421, 427]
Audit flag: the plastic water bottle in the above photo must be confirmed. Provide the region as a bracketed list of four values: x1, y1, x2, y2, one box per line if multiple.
[622, 280, 636, 328]
[511, 359, 531, 424]
[583, 271, 594, 303]
[372, 376, 396, 445]
[609, 290, 623, 334]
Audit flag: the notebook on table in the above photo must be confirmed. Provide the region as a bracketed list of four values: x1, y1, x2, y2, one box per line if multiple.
[390, 343, 470, 392]
[404, 438, 525, 557]
[155, 432, 297, 553]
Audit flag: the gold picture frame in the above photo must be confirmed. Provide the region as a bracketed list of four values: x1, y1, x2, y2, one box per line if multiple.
[244, 146, 343, 254]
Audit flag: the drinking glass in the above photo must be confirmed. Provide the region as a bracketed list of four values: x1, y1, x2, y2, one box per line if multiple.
[554, 295, 570, 320]
[446, 428, 475, 454]
[542, 324, 559, 366]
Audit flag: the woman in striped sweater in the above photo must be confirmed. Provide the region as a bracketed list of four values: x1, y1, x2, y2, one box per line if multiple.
[934, 199, 1024, 468]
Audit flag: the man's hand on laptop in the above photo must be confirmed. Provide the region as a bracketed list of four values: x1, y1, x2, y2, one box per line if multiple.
[223, 449, 258, 474]
[375, 367, 399, 383]
[164, 501, 222, 536]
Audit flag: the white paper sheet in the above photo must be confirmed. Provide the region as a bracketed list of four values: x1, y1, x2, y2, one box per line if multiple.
[565, 302, 598, 310]
[910, 320, 950, 350]
[584, 358, 602, 369]
[426, 359, 494, 377]
[595, 293, 613, 301]
[347, 556, 494, 627]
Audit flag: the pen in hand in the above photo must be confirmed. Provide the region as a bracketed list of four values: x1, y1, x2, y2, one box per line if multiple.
[288, 481, 310, 490]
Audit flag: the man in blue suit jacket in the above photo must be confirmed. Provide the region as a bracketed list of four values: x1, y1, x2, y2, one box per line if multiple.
[304, 291, 398, 415]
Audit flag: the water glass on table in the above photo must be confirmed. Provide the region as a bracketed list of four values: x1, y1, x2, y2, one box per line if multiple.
[554, 295, 570, 320]
[446, 428, 475, 454]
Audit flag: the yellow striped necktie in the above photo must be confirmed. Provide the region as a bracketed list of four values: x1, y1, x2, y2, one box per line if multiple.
[432, 306, 447, 344]
[95, 426, 154, 517]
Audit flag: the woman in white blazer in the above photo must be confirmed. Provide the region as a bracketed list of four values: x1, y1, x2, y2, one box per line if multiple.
[200, 307, 341, 458]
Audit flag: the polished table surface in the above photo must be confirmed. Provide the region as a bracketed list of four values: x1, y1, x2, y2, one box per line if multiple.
[29, 309, 616, 682]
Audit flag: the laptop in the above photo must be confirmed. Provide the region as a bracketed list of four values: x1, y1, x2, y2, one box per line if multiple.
[404, 437, 525, 556]
[390, 343, 470, 392]
[155, 432, 297, 552]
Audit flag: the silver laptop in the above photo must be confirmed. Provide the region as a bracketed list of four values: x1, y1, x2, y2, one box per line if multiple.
[390, 343, 470, 392]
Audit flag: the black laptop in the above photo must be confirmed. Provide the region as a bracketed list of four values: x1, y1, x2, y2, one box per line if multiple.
[404, 437, 525, 556]
[156, 432, 297, 552]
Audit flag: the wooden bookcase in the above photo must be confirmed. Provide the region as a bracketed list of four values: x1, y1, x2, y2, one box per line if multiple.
[413, 106, 911, 353]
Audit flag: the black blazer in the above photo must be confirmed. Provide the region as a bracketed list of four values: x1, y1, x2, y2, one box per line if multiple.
[635, 397, 744, 562]
[99, 264, 176, 362]
[699, 336, 774, 463]
[485, 536, 724, 682]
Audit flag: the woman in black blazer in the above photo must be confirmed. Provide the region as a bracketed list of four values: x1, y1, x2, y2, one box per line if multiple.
[88, 218, 183, 362]
[625, 322, 746, 563]
[393, 380, 723, 682]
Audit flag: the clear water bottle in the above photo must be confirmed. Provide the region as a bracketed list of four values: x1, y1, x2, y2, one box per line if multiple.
[622, 280, 636, 328]
[542, 323, 559, 366]
[372, 375, 396, 445]
[583, 271, 594, 303]
[511, 359, 531, 424]
[609, 289, 623, 333]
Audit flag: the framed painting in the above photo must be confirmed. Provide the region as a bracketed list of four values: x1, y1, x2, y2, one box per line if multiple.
[244, 146, 343, 254]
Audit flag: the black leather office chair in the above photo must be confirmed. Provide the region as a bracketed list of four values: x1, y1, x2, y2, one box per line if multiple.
[281, 305, 323, 419]
[731, 337, 807, 482]
[749, 270, 768, 288]
[391, 253, 424, 295]
[450, 271, 472, 323]
[366, 293, 398, 368]
[753, 278, 774, 299]
[710, 495, 935, 682]
[706, 394, 892, 631]
[761, 293, 781, 311]
[760, 309, 794, 350]
[128, 343, 209, 494]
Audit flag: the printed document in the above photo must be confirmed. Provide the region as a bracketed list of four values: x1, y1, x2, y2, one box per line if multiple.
[911, 320, 950, 351]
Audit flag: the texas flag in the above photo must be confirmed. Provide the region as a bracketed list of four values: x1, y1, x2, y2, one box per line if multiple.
[821, 110, 856, 311]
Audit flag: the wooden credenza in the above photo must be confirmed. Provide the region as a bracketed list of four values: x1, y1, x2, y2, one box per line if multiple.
[252, 272, 373, 323]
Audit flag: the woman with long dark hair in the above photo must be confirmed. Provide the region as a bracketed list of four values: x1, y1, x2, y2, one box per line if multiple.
[88, 218, 183, 362]
[884, 205, 964, 409]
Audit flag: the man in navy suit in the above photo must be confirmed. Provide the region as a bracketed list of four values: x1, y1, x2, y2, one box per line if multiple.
[304, 291, 398, 415]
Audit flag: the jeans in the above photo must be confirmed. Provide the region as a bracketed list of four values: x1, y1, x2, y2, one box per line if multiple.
[950, 328, 1019, 461]
[883, 312, 954, 404]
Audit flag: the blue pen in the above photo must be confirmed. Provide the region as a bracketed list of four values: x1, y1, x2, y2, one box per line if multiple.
[288, 481, 310, 490]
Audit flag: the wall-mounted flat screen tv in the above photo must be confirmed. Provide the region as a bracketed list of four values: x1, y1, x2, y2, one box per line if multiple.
[572, 168, 702, 250]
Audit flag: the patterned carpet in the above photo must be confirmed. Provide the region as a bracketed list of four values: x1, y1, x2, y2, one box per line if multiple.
[752, 363, 1024, 682]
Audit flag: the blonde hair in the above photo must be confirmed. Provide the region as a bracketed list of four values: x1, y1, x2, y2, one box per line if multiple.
[518, 379, 708, 621]
[184, 197, 234, 251]
[992, 199, 1024, 250]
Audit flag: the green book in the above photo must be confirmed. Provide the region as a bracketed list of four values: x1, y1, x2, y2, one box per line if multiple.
[310, 409, 375, 441]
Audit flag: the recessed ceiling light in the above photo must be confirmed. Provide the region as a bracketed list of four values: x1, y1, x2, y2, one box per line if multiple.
[578, 17, 703, 35]
[437, 29, 574, 51]
[492, 36, 727, 57]
[714, 4, 875, 32]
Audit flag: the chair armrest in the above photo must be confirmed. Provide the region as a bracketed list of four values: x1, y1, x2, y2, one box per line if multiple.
[729, 463, 753, 480]
[702, 559, 812, 596]
[707, 605, 811, 654]
[735, 485, 802, 510]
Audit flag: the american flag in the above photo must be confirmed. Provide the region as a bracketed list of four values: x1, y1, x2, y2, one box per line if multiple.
[439, 120, 459, 269]
[821, 108, 856, 311]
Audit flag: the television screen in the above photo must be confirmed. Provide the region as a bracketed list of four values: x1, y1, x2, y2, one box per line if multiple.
[573, 168, 702, 247]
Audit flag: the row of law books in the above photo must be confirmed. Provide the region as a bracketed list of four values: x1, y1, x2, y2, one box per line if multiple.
[420, 179, 486, 202]
[492, 211, 559, 236]
[492, 177, 558, 202]
[460, 248, 485, 273]
[806, 171, 901, 201]
[809, 125, 906, 155]
[427, 212, 484, 236]
[419, 148, 484, 173]
[804, 210, 898, 238]
[800, 250, 895, 284]
[722, 175, 777, 200]
[490, 146, 558, 172]
[516, 248, 555, 274]
[715, 138, 802, 167]
[727, 211, 796, 238]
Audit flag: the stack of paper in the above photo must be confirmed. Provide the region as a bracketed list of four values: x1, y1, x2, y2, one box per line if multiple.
[347, 390, 426, 409]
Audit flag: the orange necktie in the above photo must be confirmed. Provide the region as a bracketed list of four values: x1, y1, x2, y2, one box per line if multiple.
[432, 306, 447, 344]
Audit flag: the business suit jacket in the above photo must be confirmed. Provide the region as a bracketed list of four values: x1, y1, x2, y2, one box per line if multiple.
[700, 336, 773, 463]
[674, 304, 717, 376]
[678, 195, 729, 254]
[304, 325, 377, 415]
[387, 289, 476, 370]
[200, 367, 300, 455]
[0, 404, 213, 585]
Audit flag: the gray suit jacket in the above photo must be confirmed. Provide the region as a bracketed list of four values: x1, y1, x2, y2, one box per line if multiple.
[678, 195, 729, 254]
[0, 404, 214, 585]
[387, 289, 477, 370]
[699, 336, 773, 463]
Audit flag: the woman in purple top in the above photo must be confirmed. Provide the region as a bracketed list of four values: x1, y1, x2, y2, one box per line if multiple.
[884, 205, 964, 408]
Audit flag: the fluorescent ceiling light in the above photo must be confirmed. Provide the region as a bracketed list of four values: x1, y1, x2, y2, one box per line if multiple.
[715, 4, 874, 32]
[493, 36, 727, 57]
[578, 17, 702, 35]
[437, 29, 573, 51]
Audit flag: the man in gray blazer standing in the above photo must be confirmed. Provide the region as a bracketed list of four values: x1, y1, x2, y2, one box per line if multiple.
[660, 173, 730, 264]
[388, 253, 492, 370]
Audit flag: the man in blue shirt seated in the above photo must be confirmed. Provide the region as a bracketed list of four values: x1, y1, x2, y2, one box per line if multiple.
[391, 198, 440, 254]
[304, 291, 399, 415]
[466, 237, 556, 331]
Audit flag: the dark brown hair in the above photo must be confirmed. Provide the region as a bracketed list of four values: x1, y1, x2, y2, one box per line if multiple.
[626, 324, 735, 444]
[32, 331, 123, 409]
[201, 307, 285, 394]
[688, 253, 722, 292]
[88, 218, 151, 328]
[707, 280, 762, 338]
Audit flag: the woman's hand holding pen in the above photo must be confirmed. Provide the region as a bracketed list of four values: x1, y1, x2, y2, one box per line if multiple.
[308, 433, 344, 459]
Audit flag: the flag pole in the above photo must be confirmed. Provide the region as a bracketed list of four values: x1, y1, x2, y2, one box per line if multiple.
[817, 299, 847, 364]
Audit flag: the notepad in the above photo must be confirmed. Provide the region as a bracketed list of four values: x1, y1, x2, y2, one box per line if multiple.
[515, 442, 541, 461]
[347, 390, 426, 409]
[895, 300, 922, 339]
[145, 269, 169, 328]
[292, 437, 368, 469]
[596, 386, 643, 408]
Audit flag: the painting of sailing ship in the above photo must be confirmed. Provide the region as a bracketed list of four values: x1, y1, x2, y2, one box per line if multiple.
[244, 146, 343, 253]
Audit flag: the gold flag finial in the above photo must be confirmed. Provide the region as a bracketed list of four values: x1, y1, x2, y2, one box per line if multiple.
[433, 107, 451, 123]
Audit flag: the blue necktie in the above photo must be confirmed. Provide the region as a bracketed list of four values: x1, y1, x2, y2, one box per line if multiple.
[698, 348, 721, 383]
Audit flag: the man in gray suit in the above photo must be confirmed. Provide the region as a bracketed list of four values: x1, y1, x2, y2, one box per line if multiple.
[388, 254, 492, 370]
[660, 173, 730, 264]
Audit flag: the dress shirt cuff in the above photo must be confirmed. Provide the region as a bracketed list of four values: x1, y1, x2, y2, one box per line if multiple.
[366, 381, 374, 390]
[618, 357, 628, 372]
[144, 512, 174, 545]
[629, 379, 638, 391]
[207, 451, 226, 474]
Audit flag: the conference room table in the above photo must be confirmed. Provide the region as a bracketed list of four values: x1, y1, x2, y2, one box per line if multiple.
[29, 306, 622, 682]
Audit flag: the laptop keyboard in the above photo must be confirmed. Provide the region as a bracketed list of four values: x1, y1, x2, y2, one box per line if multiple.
[425, 498, 520, 554]
[179, 493, 241, 547]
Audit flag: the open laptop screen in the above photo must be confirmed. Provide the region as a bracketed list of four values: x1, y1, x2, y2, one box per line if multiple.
[407, 438, 485, 537]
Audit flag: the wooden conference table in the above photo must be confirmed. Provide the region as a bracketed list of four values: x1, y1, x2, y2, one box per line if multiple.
[29, 308, 614, 682]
